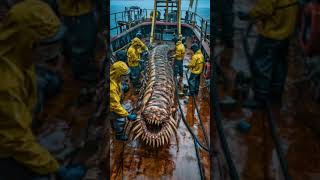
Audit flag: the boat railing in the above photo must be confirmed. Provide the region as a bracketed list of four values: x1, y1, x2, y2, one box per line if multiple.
[110, 9, 210, 43]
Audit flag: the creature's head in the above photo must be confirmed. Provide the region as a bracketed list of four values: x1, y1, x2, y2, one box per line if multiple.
[132, 105, 176, 147]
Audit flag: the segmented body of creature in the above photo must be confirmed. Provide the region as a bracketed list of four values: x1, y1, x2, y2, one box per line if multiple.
[131, 45, 177, 147]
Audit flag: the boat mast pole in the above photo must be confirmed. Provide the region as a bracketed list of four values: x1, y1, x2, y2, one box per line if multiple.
[193, 0, 198, 22]
[150, 0, 157, 43]
[177, 0, 182, 37]
[166, 0, 169, 22]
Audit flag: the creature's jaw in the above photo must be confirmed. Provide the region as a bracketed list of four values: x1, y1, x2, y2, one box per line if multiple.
[132, 117, 176, 147]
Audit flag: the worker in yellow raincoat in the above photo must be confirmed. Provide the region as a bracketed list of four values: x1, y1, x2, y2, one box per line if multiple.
[184, 44, 204, 96]
[150, 10, 160, 20]
[173, 40, 186, 78]
[0, 0, 85, 179]
[110, 61, 137, 141]
[127, 37, 148, 90]
[57, 0, 98, 82]
[238, 0, 298, 108]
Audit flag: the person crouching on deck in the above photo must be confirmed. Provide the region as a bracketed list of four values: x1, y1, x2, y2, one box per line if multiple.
[184, 44, 204, 96]
[110, 61, 138, 141]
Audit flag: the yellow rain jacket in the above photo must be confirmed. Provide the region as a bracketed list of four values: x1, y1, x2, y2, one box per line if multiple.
[188, 50, 204, 75]
[57, 0, 93, 16]
[249, 0, 298, 40]
[132, 37, 147, 52]
[110, 62, 130, 117]
[0, 0, 61, 174]
[150, 10, 160, 20]
[174, 41, 185, 60]
[127, 38, 146, 67]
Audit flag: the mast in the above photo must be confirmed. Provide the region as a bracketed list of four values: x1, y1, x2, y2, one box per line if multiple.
[150, 0, 157, 43]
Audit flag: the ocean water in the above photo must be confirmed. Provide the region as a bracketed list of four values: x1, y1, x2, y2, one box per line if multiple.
[110, 0, 210, 37]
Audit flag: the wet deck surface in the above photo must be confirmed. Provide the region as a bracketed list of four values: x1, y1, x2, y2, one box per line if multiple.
[210, 0, 320, 178]
[110, 42, 211, 180]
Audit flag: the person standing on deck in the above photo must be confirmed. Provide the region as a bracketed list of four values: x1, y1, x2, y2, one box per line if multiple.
[238, 0, 298, 108]
[172, 38, 186, 78]
[110, 61, 137, 141]
[185, 44, 204, 96]
[127, 37, 148, 91]
[57, 0, 98, 82]
[0, 1, 85, 179]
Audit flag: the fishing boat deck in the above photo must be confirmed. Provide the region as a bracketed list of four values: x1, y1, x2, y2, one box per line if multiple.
[110, 41, 211, 180]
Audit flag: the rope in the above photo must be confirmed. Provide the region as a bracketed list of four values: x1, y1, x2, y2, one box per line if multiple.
[210, 49, 240, 180]
[174, 78, 210, 152]
[265, 101, 292, 180]
[174, 77, 207, 180]
[194, 138, 205, 180]
[184, 70, 210, 148]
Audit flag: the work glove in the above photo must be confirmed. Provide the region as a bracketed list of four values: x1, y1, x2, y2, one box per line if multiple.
[122, 83, 129, 93]
[127, 113, 137, 121]
[57, 164, 85, 180]
[237, 11, 251, 21]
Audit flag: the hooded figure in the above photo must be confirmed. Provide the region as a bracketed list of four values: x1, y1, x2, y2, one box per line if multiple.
[127, 37, 148, 90]
[110, 61, 137, 141]
[173, 40, 186, 77]
[0, 1, 84, 179]
[185, 44, 204, 96]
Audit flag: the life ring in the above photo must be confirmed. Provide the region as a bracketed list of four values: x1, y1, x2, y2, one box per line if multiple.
[203, 62, 211, 79]
[299, 2, 320, 56]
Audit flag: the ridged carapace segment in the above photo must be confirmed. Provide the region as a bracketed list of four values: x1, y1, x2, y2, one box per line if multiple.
[131, 45, 177, 147]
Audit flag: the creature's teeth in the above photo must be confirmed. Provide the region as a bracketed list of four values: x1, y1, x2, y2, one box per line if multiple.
[148, 137, 152, 146]
[167, 126, 173, 136]
[134, 130, 143, 140]
[161, 136, 164, 146]
[165, 127, 170, 137]
[152, 138, 155, 147]
[169, 119, 176, 127]
[164, 133, 168, 144]
[132, 124, 141, 132]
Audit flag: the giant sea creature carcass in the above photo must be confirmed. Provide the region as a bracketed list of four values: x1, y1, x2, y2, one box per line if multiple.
[131, 45, 177, 147]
